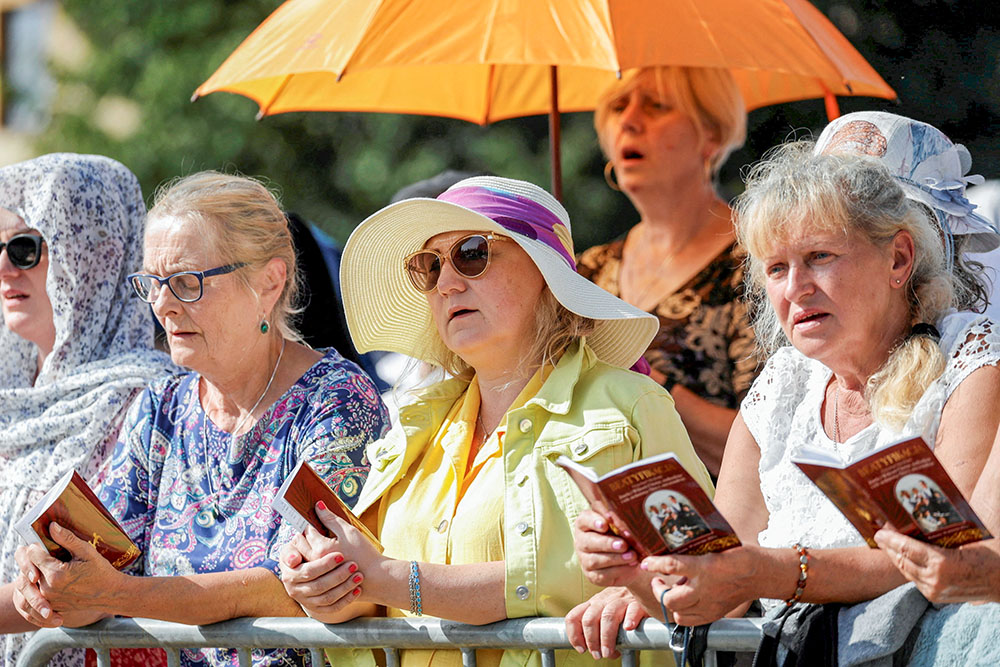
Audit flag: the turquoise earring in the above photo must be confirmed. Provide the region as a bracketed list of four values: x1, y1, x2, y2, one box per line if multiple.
[260, 318, 270, 334]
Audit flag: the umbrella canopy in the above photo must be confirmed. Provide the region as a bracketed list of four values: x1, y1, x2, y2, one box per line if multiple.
[194, 0, 896, 195]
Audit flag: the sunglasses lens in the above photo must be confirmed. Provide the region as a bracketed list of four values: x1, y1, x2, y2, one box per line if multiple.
[405, 252, 442, 292]
[7, 236, 40, 269]
[451, 235, 490, 278]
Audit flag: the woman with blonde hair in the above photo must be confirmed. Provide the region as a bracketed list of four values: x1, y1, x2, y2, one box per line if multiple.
[11, 171, 388, 667]
[573, 119, 1000, 660]
[578, 66, 754, 477]
[278, 176, 712, 666]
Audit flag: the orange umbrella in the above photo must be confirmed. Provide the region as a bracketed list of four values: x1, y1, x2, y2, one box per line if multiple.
[194, 0, 896, 197]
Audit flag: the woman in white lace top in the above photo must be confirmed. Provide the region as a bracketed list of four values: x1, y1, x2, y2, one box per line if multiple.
[568, 131, 1000, 645]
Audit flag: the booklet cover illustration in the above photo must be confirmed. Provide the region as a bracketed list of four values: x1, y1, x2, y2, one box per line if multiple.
[792, 436, 990, 548]
[557, 452, 740, 557]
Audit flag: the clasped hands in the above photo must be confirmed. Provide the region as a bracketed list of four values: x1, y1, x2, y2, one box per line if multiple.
[12, 522, 117, 628]
[567, 509, 754, 658]
[279, 501, 383, 622]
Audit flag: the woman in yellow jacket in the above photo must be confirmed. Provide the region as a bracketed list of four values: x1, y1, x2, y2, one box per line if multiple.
[279, 176, 712, 666]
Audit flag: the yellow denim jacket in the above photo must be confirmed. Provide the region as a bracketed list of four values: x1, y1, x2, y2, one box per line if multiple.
[333, 340, 713, 666]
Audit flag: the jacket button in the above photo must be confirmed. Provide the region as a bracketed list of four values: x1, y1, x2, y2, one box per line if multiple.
[517, 474, 529, 487]
[519, 419, 532, 433]
[515, 521, 529, 535]
[515, 585, 530, 600]
[436, 519, 449, 533]
[573, 442, 588, 455]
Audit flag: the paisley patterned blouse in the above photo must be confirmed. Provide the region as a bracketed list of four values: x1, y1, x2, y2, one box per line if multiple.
[97, 348, 389, 667]
[578, 240, 758, 409]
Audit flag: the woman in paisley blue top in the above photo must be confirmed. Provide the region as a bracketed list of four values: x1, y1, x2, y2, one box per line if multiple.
[11, 172, 389, 667]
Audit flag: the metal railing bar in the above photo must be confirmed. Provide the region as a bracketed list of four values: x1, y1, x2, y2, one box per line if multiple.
[460, 647, 477, 667]
[17, 616, 764, 667]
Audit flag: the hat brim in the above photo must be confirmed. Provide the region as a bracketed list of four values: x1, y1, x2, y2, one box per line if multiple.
[340, 198, 657, 369]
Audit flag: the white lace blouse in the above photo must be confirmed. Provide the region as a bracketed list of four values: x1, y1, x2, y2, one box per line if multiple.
[742, 312, 1000, 554]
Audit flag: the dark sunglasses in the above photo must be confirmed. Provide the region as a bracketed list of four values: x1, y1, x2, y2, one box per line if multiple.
[0, 233, 44, 270]
[127, 263, 246, 303]
[404, 233, 506, 293]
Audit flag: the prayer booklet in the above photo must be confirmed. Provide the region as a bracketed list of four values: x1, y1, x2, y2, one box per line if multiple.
[556, 453, 740, 557]
[792, 436, 991, 548]
[273, 459, 383, 552]
[15, 469, 140, 569]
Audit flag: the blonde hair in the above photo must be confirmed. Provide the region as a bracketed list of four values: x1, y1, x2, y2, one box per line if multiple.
[147, 171, 302, 342]
[735, 142, 986, 428]
[432, 288, 596, 382]
[594, 66, 747, 177]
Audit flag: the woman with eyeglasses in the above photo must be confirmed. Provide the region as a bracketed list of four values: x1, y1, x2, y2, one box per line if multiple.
[11, 172, 389, 667]
[0, 154, 175, 665]
[276, 176, 712, 667]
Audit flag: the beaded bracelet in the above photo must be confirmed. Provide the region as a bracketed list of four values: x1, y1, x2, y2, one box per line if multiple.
[408, 560, 423, 616]
[784, 543, 810, 606]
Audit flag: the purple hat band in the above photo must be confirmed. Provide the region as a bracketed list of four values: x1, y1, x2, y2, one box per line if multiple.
[436, 185, 576, 269]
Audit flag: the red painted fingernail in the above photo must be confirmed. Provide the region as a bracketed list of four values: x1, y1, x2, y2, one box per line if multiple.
[316, 501, 327, 511]
[349, 563, 358, 573]
[334, 554, 344, 564]
[353, 588, 361, 596]
[353, 575, 362, 584]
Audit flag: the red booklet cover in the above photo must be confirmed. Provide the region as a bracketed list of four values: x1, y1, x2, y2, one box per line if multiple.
[273, 459, 382, 552]
[792, 436, 991, 548]
[556, 453, 740, 557]
[15, 470, 140, 569]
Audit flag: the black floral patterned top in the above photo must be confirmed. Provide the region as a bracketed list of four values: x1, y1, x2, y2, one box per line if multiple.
[578, 240, 759, 409]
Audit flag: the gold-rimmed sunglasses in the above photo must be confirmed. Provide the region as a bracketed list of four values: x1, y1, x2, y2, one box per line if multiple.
[404, 233, 507, 293]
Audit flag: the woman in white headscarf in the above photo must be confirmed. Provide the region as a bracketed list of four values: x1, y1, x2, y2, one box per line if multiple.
[0, 153, 174, 664]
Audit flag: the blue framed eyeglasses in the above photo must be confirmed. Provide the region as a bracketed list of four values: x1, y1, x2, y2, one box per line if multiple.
[127, 263, 247, 303]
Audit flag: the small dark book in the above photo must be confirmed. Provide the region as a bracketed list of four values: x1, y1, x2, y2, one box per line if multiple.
[792, 436, 991, 548]
[556, 453, 740, 557]
[273, 459, 383, 552]
[15, 470, 140, 569]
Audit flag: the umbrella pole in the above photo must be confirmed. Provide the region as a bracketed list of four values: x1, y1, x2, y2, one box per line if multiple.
[549, 65, 562, 201]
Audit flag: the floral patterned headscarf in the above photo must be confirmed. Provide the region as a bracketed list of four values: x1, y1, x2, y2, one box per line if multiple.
[0, 153, 174, 488]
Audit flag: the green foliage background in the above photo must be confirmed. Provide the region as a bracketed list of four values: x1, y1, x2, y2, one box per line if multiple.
[37, 0, 1000, 251]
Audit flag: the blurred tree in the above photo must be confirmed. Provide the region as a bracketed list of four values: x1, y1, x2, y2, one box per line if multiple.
[36, 0, 1000, 250]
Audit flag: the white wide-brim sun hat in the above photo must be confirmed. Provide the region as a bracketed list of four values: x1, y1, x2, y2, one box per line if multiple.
[340, 176, 658, 370]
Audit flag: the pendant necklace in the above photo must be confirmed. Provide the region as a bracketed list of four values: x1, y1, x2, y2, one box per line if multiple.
[202, 338, 285, 516]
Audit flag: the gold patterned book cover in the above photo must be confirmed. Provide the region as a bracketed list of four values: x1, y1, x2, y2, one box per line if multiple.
[557, 453, 740, 557]
[793, 436, 990, 549]
[273, 459, 382, 552]
[15, 470, 140, 569]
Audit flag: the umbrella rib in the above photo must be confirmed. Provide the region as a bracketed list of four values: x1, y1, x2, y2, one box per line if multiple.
[255, 74, 294, 120]
[334, 0, 391, 81]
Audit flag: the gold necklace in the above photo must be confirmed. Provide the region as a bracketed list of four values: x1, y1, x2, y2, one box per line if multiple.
[833, 383, 841, 443]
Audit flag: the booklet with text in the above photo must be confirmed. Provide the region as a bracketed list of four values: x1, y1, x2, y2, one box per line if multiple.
[273, 459, 383, 552]
[792, 436, 990, 548]
[15, 470, 140, 569]
[556, 452, 740, 557]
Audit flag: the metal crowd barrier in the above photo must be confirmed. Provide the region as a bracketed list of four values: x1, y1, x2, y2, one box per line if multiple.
[17, 616, 764, 667]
